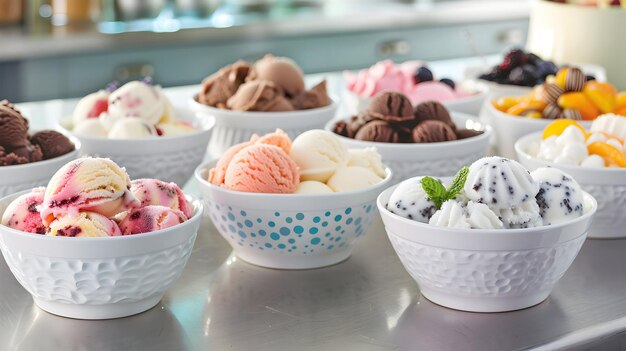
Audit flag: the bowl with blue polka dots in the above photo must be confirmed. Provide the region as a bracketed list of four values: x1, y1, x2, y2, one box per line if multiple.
[195, 160, 392, 269]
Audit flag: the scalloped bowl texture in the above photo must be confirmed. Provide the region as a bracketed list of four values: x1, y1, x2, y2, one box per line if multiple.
[516, 132, 626, 239]
[325, 112, 491, 183]
[377, 182, 597, 312]
[195, 160, 392, 269]
[0, 133, 80, 198]
[0, 191, 203, 320]
[60, 106, 214, 186]
[189, 97, 338, 158]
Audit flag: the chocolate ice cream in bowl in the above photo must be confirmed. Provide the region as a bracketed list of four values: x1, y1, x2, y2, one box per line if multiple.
[195, 129, 392, 269]
[515, 117, 626, 239]
[59, 79, 214, 186]
[189, 55, 338, 157]
[0, 157, 203, 319]
[377, 157, 597, 312]
[327, 92, 491, 183]
[0, 100, 80, 197]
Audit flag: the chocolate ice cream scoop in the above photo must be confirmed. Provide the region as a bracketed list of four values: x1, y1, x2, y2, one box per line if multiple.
[227, 80, 295, 112]
[291, 80, 330, 110]
[0, 100, 29, 148]
[10, 143, 43, 163]
[197, 61, 255, 108]
[455, 128, 483, 140]
[414, 101, 455, 130]
[255, 54, 305, 97]
[355, 120, 399, 143]
[366, 92, 414, 124]
[412, 120, 457, 143]
[0, 146, 28, 166]
[30, 130, 75, 159]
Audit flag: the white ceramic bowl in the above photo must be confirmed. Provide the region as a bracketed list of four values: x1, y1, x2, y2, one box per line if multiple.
[0, 133, 80, 198]
[0, 191, 203, 320]
[325, 112, 491, 183]
[189, 98, 338, 158]
[480, 99, 592, 159]
[61, 107, 213, 186]
[515, 132, 626, 239]
[194, 160, 392, 269]
[377, 183, 597, 313]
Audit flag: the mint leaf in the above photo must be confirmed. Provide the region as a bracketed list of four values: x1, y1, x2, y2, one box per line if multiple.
[421, 176, 447, 209]
[446, 166, 469, 199]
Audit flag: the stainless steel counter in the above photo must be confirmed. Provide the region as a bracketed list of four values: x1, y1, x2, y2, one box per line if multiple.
[1, 215, 625, 351]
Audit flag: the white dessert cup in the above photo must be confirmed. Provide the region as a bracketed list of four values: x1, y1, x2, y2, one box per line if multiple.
[325, 112, 491, 183]
[189, 98, 338, 158]
[378, 183, 597, 313]
[0, 133, 80, 197]
[194, 160, 392, 270]
[515, 132, 626, 239]
[0, 191, 203, 320]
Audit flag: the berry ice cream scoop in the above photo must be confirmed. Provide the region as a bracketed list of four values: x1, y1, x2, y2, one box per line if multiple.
[118, 205, 187, 235]
[531, 168, 584, 225]
[130, 178, 192, 218]
[48, 211, 122, 237]
[386, 177, 438, 223]
[1, 187, 46, 234]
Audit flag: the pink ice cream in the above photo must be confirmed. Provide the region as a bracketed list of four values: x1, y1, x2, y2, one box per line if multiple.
[118, 205, 187, 235]
[48, 211, 122, 237]
[407, 81, 458, 103]
[1, 187, 46, 234]
[130, 178, 192, 218]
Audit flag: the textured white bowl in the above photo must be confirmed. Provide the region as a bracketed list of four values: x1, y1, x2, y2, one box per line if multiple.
[377, 184, 597, 312]
[189, 98, 338, 158]
[325, 113, 491, 183]
[0, 191, 203, 320]
[61, 107, 213, 186]
[194, 160, 392, 269]
[480, 99, 592, 159]
[515, 132, 626, 239]
[0, 133, 80, 198]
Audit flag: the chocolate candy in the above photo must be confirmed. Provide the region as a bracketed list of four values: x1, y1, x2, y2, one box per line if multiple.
[543, 104, 563, 119]
[565, 67, 585, 92]
[541, 83, 564, 104]
[562, 108, 582, 120]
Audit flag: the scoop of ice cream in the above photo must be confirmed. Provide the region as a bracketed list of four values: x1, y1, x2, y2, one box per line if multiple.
[48, 211, 122, 237]
[0, 100, 29, 148]
[255, 54, 305, 97]
[131, 178, 192, 218]
[464, 157, 539, 209]
[366, 92, 414, 124]
[197, 60, 255, 107]
[208, 136, 259, 186]
[414, 101, 455, 129]
[0, 146, 27, 166]
[455, 128, 483, 140]
[10, 143, 43, 163]
[157, 121, 196, 137]
[355, 120, 400, 143]
[290, 129, 350, 182]
[347, 147, 386, 178]
[590, 113, 626, 141]
[227, 80, 294, 112]
[118, 205, 187, 235]
[531, 167, 584, 225]
[412, 120, 457, 143]
[429, 200, 503, 229]
[497, 200, 543, 229]
[290, 80, 330, 110]
[30, 130, 75, 160]
[224, 144, 299, 193]
[106, 81, 167, 127]
[73, 119, 108, 137]
[1, 187, 46, 234]
[386, 176, 437, 223]
[327, 166, 383, 192]
[333, 113, 375, 139]
[296, 181, 334, 194]
[408, 81, 457, 104]
[255, 129, 291, 154]
[41, 157, 140, 225]
[465, 201, 504, 229]
[344, 60, 413, 98]
[108, 118, 158, 139]
[72, 90, 110, 127]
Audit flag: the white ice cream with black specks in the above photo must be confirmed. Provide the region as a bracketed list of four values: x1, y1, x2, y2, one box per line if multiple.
[531, 167, 584, 225]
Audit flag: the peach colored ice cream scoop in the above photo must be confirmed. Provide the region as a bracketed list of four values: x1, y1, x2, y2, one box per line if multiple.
[223, 144, 299, 193]
[1, 187, 46, 234]
[131, 178, 192, 218]
[118, 205, 187, 235]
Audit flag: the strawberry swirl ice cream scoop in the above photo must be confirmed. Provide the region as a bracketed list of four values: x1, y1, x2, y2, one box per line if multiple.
[118, 205, 187, 235]
[131, 178, 192, 218]
[1, 187, 46, 234]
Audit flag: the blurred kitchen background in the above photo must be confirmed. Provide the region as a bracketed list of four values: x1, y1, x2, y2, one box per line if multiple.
[0, 0, 529, 102]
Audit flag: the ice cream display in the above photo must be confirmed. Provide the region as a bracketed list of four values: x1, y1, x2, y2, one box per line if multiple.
[491, 67, 626, 120]
[531, 118, 626, 167]
[0, 100, 75, 166]
[1, 157, 193, 236]
[331, 92, 483, 143]
[385, 157, 586, 229]
[195, 54, 330, 111]
[344, 60, 474, 104]
[207, 129, 386, 194]
[70, 80, 196, 139]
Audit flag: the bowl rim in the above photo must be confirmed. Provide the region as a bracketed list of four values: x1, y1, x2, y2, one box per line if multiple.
[323, 112, 492, 149]
[0, 132, 81, 171]
[515, 131, 626, 174]
[485, 100, 596, 125]
[376, 181, 598, 236]
[189, 95, 339, 118]
[194, 158, 393, 199]
[0, 191, 204, 242]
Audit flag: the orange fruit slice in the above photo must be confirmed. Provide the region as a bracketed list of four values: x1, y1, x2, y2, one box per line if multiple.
[557, 92, 601, 120]
[583, 81, 618, 114]
[588, 142, 626, 167]
[506, 100, 547, 116]
[542, 119, 586, 139]
[616, 91, 626, 109]
[493, 96, 520, 112]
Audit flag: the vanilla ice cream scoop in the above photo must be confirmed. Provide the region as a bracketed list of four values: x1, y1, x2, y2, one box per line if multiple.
[290, 130, 350, 182]
[347, 147, 386, 178]
[296, 181, 334, 194]
[106, 81, 168, 127]
[48, 211, 122, 237]
[464, 156, 539, 209]
[386, 176, 438, 223]
[108, 118, 158, 139]
[72, 90, 110, 127]
[327, 166, 383, 192]
[531, 167, 584, 225]
[429, 200, 503, 229]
